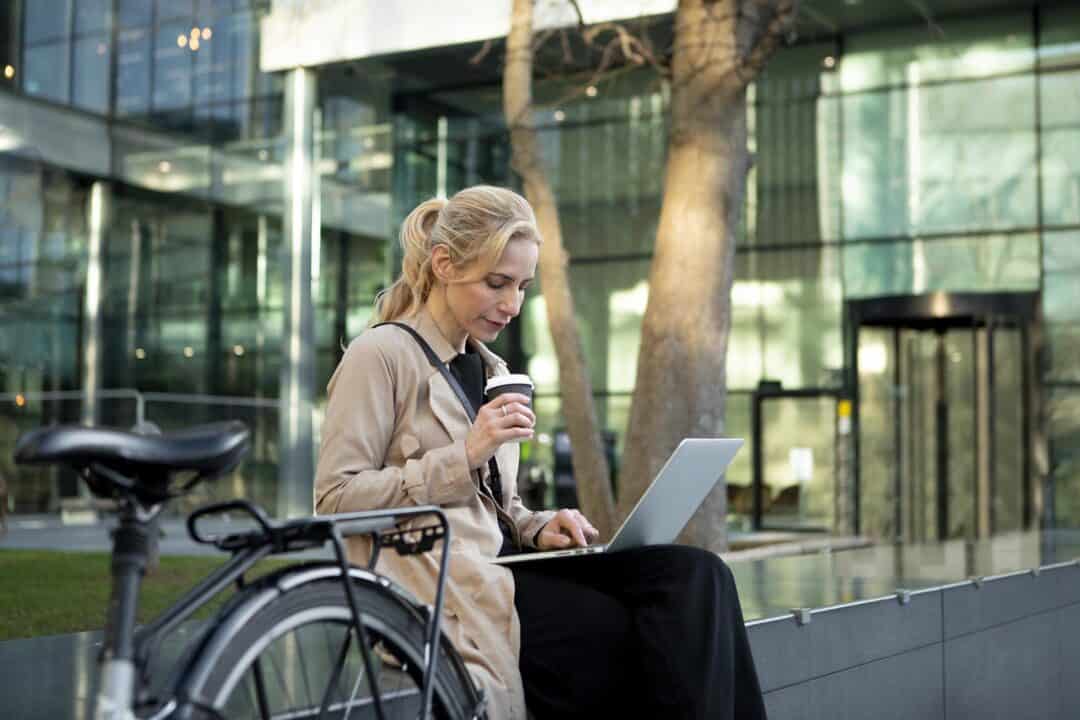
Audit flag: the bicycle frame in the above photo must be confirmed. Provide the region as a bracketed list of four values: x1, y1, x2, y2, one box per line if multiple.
[96, 497, 453, 720]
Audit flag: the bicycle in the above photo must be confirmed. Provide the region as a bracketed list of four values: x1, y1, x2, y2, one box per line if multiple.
[14, 420, 486, 720]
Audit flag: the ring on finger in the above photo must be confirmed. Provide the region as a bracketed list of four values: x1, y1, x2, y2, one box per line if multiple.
[501, 405, 508, 417]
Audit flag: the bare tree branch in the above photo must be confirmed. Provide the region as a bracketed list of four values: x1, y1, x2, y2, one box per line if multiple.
[735, 0, 797, 86]
[470, 38, 496, 65]
[566, 0, 587, 29]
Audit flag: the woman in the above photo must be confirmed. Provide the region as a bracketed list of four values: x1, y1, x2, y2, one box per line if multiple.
[315, 185, 766, 720]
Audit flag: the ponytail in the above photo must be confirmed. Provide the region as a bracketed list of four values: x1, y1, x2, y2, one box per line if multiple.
[372, 186, 540, 325]
[372, 197, 446, 323]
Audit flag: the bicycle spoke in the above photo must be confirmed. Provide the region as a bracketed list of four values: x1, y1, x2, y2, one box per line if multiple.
[318, 629, 352, 719]
[252, 657, 272, 720]
[268, 639, 296, 711]
[294, 626, 316, 709]
[342, 653, 367, 720]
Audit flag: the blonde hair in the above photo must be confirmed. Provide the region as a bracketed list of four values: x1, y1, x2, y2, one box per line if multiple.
[373, 185, 541, 323]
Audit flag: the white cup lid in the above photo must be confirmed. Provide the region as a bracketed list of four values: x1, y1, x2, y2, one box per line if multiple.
[484, 373, 534, 392]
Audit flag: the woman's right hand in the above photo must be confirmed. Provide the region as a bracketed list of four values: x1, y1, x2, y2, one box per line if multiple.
[465, 393, 535, 469]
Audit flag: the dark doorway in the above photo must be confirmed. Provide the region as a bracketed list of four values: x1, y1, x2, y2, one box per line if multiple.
[848, 292, 1039, 541]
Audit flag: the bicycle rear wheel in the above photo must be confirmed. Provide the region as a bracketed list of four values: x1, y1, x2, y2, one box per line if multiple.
[180, 576, 482, 720]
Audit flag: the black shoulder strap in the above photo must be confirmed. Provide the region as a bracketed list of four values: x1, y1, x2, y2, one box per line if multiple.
[373, 322, 504, 494]
[373, 321, 477, 422]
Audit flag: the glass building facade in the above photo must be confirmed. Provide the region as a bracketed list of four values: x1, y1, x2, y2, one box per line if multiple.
[0, 1, 1077, 541]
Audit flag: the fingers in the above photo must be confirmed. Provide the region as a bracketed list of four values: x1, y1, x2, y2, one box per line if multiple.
[555, 509, 587, 547]
[542, 529, 573, 548]
[486, 396, 535, 427]
[571, 510, 600, 541]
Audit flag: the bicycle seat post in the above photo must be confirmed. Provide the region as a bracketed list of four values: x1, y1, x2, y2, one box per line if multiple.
[98, 495, 155, 720]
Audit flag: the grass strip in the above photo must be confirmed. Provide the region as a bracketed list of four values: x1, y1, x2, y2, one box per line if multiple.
[0, 549, 291, 641]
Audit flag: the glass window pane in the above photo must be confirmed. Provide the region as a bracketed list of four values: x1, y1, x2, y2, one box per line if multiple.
[1042, 230, 1080, 323]
[116, 27, 151, 115]
[1048, 388, 1080, 529]
[23, 41, 70, 103]
[724, 392, 754, 530]
[753, 43, 840, 246]
[523, 259, 652, 396]
[840, 14, 1034, 93]
[24, 0, 71, 44]
[758, 247, 843, 388]
[843, 233, 1040, 298]
[118, 0, 152, 27]
[1040, 68, 1080, 226]
[843, 75, 1036, 240]
[761, 396, 835, 530]
[156, 0, 195, 22]
[154, 21, 194, 110]
[72, 35, 111, 113]
[74, 0, 112, 34]
[1039, 5, 1080, 70]
[728, 300, 763, 391]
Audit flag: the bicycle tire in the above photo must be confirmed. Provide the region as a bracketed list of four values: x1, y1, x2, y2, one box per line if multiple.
[175, 569, 483, 720]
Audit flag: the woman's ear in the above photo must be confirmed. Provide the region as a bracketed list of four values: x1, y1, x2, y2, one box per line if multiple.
[430, 244, 457, 283]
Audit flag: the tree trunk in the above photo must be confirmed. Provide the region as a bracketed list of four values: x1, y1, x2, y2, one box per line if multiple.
[504, 0, 618, 537]
[619, 0, 756, 552]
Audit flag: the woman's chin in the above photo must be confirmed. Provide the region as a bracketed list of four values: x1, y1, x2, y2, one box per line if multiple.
[472, 321, 505, 342]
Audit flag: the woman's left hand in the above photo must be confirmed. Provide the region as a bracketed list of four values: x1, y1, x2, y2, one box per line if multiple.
[536, 509, 600, 549]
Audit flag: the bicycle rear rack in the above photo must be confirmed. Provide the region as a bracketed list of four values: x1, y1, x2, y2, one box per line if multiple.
[184, 499, 454, 720]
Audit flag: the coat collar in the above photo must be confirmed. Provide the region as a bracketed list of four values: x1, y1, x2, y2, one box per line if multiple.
[402, 306, 508, 377]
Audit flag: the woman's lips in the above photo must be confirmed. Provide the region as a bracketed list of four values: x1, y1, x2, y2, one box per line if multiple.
[483, 319, 507, 331]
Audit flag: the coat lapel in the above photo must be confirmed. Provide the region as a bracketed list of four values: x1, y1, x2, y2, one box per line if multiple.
[427, 371, 472, 443]
[402, 307, 522, 490]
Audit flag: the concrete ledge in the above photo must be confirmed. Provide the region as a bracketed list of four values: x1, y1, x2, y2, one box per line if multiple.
[750, 559, 1080, 720]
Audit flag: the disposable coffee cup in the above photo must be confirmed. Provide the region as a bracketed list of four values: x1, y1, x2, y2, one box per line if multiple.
[485, 374, 534, 441]
[484, 374, 534, 406]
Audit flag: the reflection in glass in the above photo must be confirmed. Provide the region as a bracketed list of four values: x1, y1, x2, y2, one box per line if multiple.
[24, 0, 72, 44]
[115, 27, 152, 115]
[761, 396, 835, 530]
[23, 41, 70, 103]
[118, 0, 153, 28]
[1048, 389, 1080, 529]
[73, 36, 111, 113]
[992, 327, 1024, 533]
[841, 76, 1036, 240]
[153, 21, 194, 112]
[74, 0, 113, 34]
[843, 233, 1040, 299]
[839, 14, 1034, 93]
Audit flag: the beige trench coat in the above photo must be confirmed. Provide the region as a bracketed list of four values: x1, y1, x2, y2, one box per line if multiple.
[315, 308, 555, 720]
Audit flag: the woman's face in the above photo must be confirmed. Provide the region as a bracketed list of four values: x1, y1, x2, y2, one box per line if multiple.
[444, 238, 538, 343]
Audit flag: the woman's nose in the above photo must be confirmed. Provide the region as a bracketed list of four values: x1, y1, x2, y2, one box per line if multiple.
[499, 288, 523, 317]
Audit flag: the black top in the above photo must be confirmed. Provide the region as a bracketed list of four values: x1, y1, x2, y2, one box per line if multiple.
[447, 349, 485, 419]
[448, 348, 517, 555]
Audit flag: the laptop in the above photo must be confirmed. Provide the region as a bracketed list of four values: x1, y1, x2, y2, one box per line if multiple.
[492, 438, 743, 565]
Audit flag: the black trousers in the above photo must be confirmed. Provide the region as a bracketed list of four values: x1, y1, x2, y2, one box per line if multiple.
[511, 545, 766, 720]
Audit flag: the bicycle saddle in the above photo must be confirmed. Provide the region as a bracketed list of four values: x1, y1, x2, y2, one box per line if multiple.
[14, 421, 250, 480]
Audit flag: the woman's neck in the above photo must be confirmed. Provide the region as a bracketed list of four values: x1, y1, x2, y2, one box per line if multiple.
[424, 289, 468, 353]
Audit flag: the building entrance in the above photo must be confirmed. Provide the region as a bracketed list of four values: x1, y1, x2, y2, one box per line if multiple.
[849, 292, 1039, 542]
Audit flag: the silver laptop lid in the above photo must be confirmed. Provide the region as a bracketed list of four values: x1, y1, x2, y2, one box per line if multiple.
[606, 438, 743, 552]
